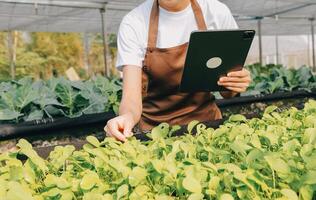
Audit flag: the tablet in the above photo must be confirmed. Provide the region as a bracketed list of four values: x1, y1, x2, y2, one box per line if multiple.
[179, 29, 255, 92]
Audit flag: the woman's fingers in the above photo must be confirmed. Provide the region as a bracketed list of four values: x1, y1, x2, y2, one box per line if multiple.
[104, 119, 126, 142]
[219, 76, 251, 83]
[227, 68, 250, 77]
[218, 82, 250, 88]
[217, 68, 251, 93]
[104, 114, 136, 142]
[225, 86, 247, 93]
[108, 124, 126, 142]
[104, 126, 112, 137]
[122, 122, 133, 138]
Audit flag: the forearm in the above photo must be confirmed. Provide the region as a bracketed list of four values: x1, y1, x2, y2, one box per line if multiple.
[118, 65, 142, 125]
[119, 98, 142, 124]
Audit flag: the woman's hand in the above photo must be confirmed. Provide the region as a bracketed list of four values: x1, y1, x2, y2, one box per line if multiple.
[104, 65, 142, 142]
[217, 68, 251, 93]
[104, 113, 135, 142]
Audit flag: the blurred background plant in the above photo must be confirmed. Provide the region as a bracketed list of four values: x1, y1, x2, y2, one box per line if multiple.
[0, 31, 118, 81]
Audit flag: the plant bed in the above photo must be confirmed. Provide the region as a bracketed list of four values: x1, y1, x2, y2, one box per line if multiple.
[1, 89, 314, 151]
[220, 98, 308, 118]
[216, 90, 315, 118]
[0, 112, 115, 140]
[1, 113, 260, 155]
[1, 100, 316, 199]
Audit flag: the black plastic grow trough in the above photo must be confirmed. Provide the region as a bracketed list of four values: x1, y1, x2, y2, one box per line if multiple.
[0, 90, 315, 141]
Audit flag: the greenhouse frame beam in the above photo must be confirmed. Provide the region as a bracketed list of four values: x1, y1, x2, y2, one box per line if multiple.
[264, 2, 316, 18]
[0, 0, 134, 11]
[0, 0, 105, 9]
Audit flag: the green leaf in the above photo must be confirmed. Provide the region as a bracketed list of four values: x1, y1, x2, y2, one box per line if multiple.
[116, 184, 129, 199]
[86, 136, 100, 147]
[80, 171, 100, 191]
[155, 195, 174, 200]
[150, 123, 170, 140]
[56, 177, 71, 189]
[299, 186, 314, 200]
[182, 176, 201, 193]
[219, 194, 234, 200]
[44, 174, 57, 187]
[281, 189, 298, 200]
[26, 110, 44, 121]
[83, 192, 104, 200]
[188, 193, 204, 200]
[9, 166, 23, 181]
[302, 128, 316, 144]
[264, 153, 290, 175]
[264, 105, 278, 114]
[17, 139, 48, 173]
[229, 114, 247, 122]
[301, 171, 316, 185]
[0, 109, 23, 120]
[6, 181, 34, 200]
[15, 85, 38, 110]
[103, 194, 114, 200]
[48, 145, 75, 170]
[208, 176, 220, 190]
[129, 167, 147, 187]
[54, 78, 78, 115]
[229, 140, 252, 156]
[188, 120, 200, 134]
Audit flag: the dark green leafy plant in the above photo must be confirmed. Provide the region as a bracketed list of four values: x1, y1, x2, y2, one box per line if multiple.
[245, 64, 316, 95]
[1, 100, 316, 199]
[0, 76, 122, 123]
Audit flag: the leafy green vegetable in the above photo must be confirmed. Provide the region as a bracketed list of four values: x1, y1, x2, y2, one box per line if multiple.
[244, 64, 316, 95]
[0, 75, 122, 124]
[1, 100, 316, 199]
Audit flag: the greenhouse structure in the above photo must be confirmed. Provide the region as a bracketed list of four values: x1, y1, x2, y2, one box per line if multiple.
[0, 0, 316, 199]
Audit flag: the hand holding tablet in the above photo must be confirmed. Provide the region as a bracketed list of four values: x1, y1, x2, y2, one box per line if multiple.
[179, 30, 255, 92]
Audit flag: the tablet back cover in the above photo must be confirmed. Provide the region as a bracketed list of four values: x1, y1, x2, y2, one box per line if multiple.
[180, 30, 255, 92]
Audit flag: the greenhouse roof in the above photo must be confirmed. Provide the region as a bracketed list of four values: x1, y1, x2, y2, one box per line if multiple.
[0, 0, 315, 35]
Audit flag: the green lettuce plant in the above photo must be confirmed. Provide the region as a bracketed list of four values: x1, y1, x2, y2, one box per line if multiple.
[0, 100, 316, 199]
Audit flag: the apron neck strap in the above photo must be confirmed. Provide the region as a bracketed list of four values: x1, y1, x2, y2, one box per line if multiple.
[147, 0, 207, 49]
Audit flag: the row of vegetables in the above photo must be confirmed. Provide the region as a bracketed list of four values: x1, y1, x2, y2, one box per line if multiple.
[244, 64, 316, 95]
[0, 64, 315, 124]
[0, 76, 121, 124]
[0, 100, 315, 199]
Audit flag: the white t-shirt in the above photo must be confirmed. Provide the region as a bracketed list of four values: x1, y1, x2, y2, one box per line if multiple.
[116, 0, 238, 70]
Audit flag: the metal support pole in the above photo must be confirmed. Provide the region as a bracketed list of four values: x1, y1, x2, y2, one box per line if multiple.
[7, 31, 16, 79]
[275, 34, 279, 65]
[100, 5, 109, 76]
[257, 19, 263, 65]
[307, 35, 311, 67]
[310, 18, 316, 72]
[83, 32, 90, 75]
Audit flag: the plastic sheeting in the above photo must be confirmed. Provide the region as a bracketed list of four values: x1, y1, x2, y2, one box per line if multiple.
[0, 0, 315, 35]
[246, 35, 314, 67]
[0, 0, 315, 67]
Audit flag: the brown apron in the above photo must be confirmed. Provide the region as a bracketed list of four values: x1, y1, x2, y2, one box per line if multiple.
[140, 0, 222, 131]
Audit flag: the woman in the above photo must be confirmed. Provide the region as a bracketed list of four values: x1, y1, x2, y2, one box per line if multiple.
[105, 0, 251, 141]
